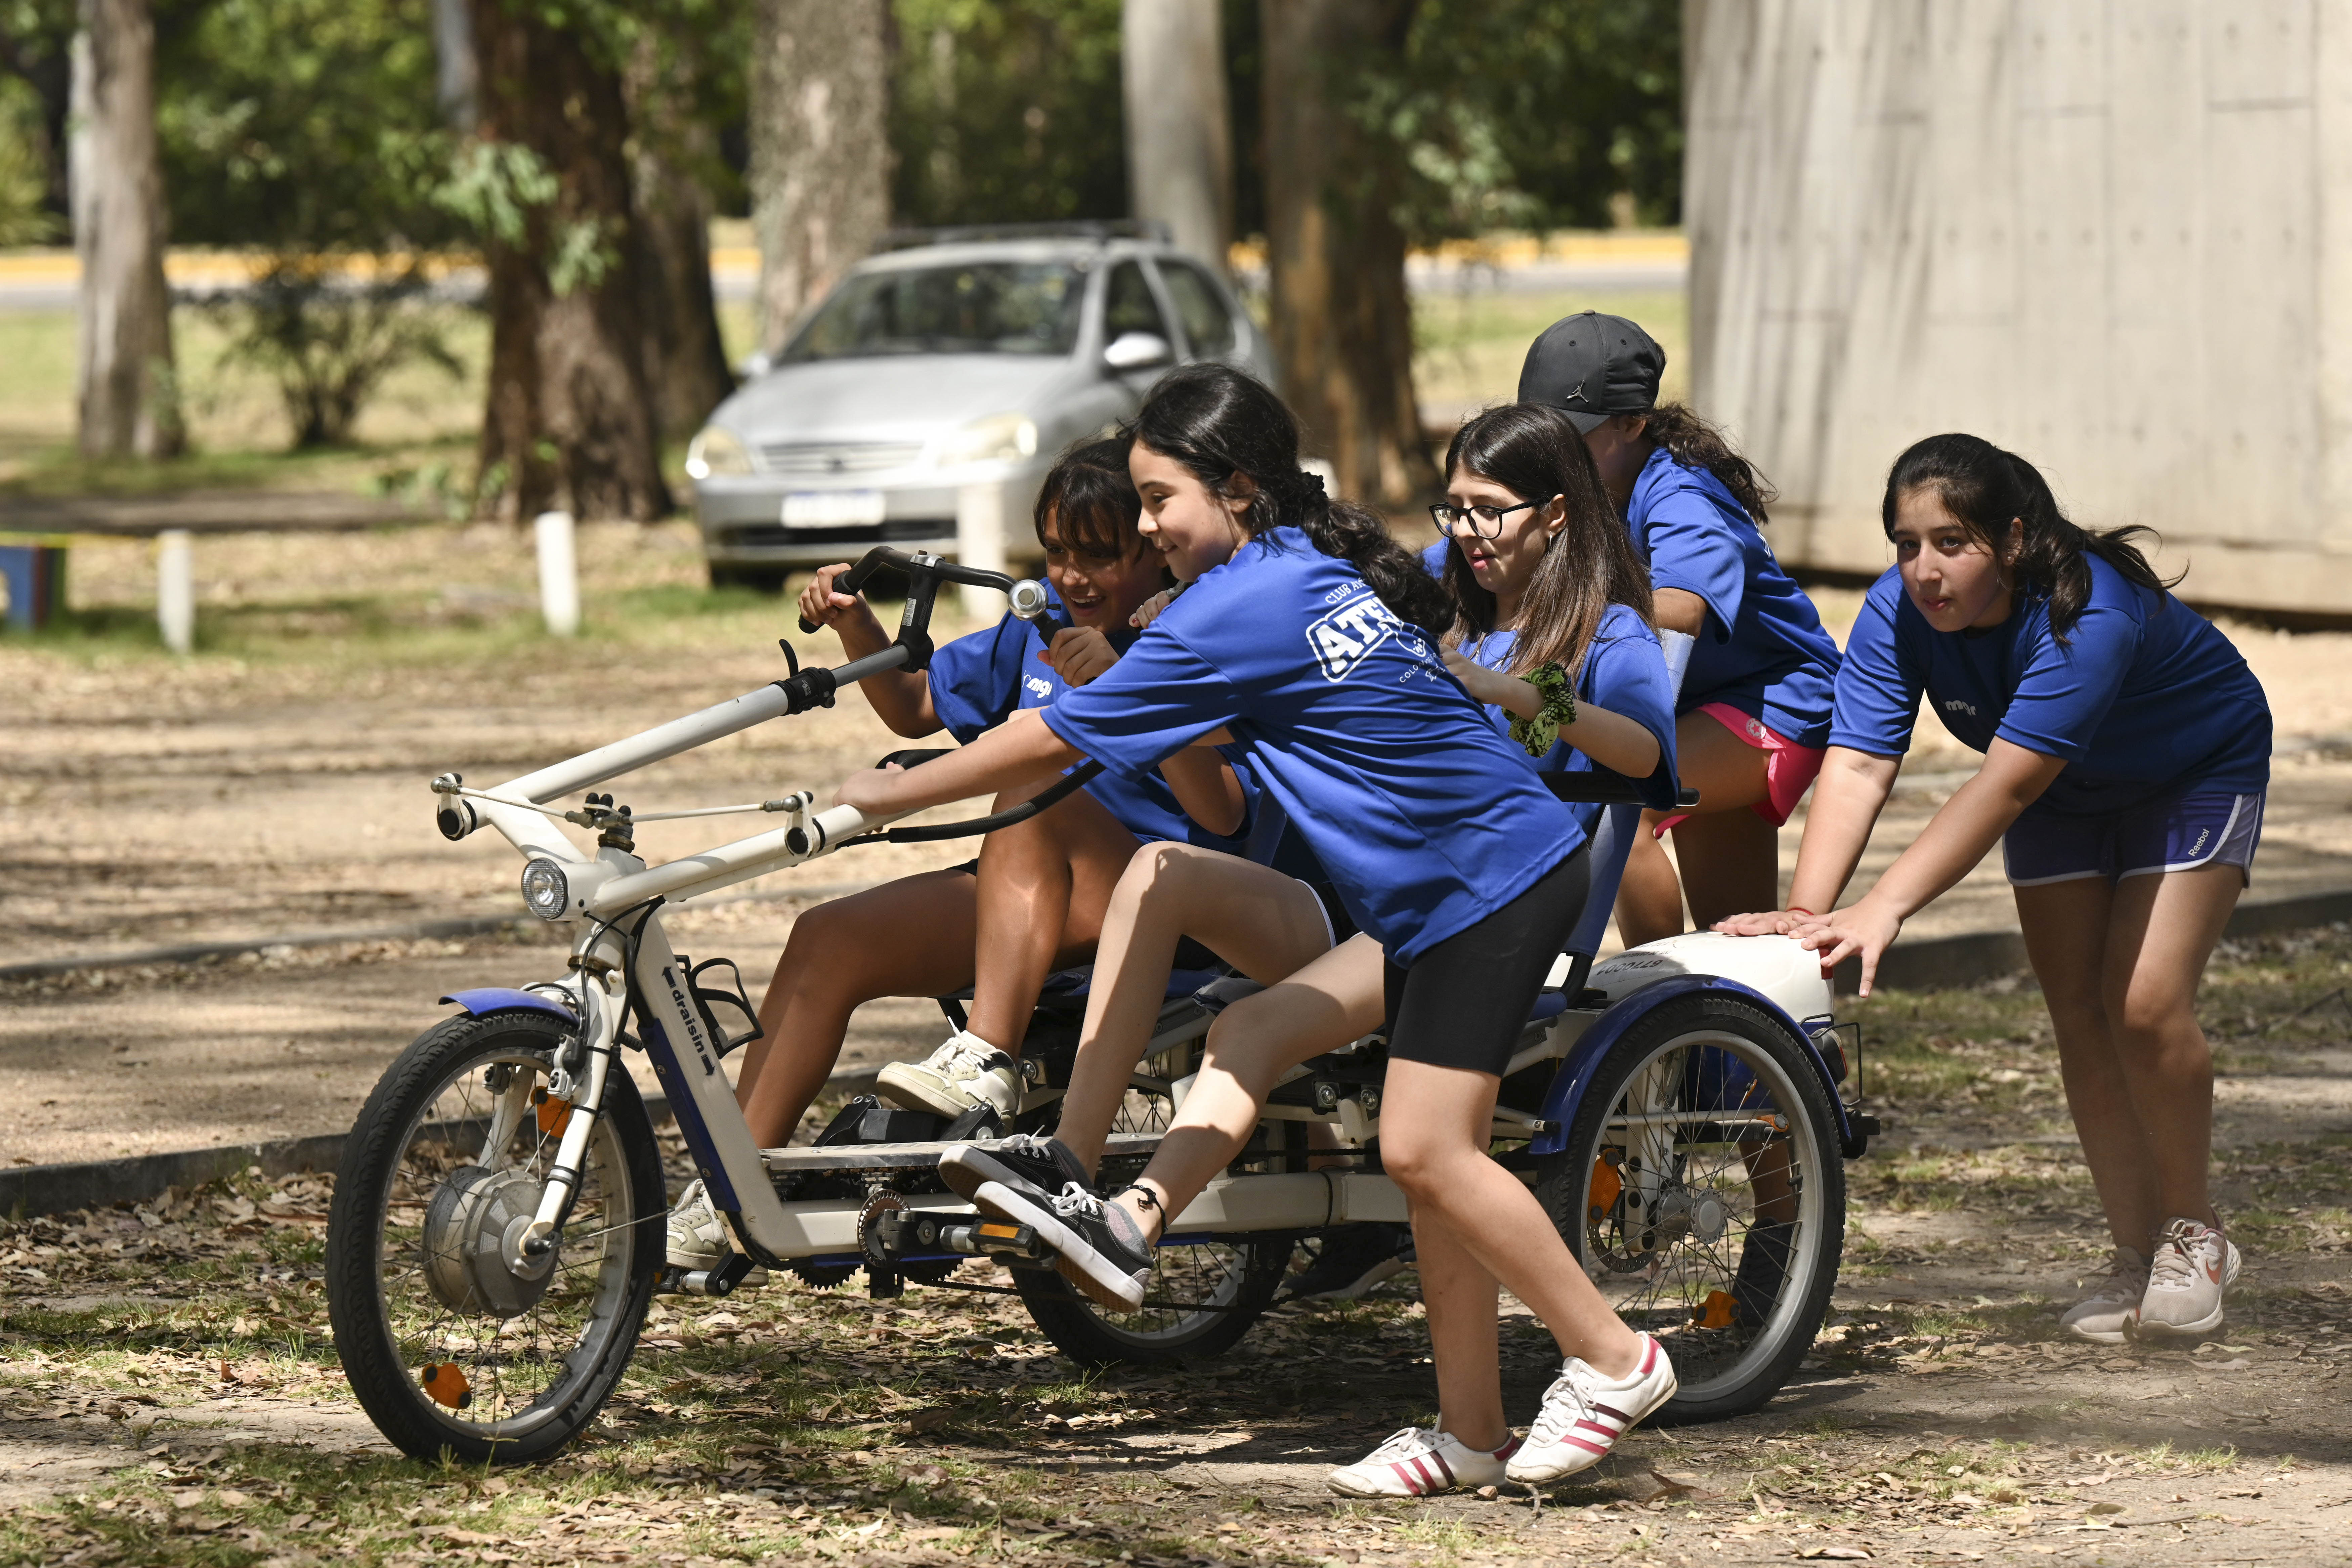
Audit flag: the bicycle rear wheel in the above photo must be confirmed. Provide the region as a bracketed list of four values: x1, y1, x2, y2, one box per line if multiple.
[1536, 992, 1843, 1423]
[326, 1009, 664, 1464]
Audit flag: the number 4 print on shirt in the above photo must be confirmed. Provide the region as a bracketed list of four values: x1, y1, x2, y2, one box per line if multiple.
[1308, 589, 1427, 682]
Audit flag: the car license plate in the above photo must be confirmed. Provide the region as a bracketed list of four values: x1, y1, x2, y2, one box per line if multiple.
[781, 490, 887, 527]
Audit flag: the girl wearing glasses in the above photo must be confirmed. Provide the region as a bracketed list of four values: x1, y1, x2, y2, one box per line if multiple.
[931, 397, 1683, 1498]
[1518, 312, 1842, 946]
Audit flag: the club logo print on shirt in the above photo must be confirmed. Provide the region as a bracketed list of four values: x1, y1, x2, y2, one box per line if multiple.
[1307, 589, 1426, 682]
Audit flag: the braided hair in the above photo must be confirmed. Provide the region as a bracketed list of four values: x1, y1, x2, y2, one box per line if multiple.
[1128, 364, 1451, 635]
[1882, 433, 2176, 640]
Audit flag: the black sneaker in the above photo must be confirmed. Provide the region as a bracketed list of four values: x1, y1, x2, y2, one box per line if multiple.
[1282, 1224, 1414, 1301]
[974, 1179, 1153, 1311]
[940, 1132, 1088, 1209]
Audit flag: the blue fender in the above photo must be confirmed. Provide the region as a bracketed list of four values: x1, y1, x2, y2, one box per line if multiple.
[1528, 974, 1851, 1157]
[440, 987, 578, 1024]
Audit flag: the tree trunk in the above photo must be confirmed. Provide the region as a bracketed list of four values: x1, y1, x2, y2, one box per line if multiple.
[1260, 0, 1430, 507]
[70, 0, 180, 460]
[470, 0, 669, 522]
[749, 0, 890, 356]
[432, 0, 477, 131]
[626, 36, 734, 438]
[1123, 0, 1233, 276]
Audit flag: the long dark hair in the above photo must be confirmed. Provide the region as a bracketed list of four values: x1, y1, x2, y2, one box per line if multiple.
[1034, 434, 1143, 558]
[1643, 402, 1775, 527]
[1128, 364, 1451, 634]
[1882, 434, 2174, 639]
[1442, 404, 1653, 676]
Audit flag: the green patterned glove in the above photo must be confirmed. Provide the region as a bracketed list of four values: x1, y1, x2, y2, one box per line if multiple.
[1509, 662, 1577, 758]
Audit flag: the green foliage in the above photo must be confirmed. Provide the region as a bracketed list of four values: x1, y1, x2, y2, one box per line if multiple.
[0, 71, 52, 243]
[890, 0, 1128, 228]
[1386, 0, 1684, 236]
[155, 0, 458, 252]
[201, 260, 463, 449]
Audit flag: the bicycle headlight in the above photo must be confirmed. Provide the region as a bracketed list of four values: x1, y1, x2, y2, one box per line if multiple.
[685, 426, 754, 480]
[928, 412, 1037, 469]
[520, 857, 571, 921]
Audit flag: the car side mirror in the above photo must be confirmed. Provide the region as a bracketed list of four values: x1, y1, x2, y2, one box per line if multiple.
[1103, 331, 1172, 373]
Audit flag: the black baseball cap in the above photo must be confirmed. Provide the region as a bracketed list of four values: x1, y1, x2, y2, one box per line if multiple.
[1517, 311, 1665, 433]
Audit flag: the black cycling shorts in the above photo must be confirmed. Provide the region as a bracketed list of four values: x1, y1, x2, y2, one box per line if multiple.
[1381, 846, 1592, 1076]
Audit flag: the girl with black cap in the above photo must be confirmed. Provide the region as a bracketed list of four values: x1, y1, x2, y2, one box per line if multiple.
[1516, 312, 1842, 945]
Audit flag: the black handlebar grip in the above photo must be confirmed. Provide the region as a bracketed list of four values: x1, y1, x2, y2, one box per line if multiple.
[796, 614, 820, 634]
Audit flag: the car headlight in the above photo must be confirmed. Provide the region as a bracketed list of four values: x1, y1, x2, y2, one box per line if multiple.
[520, 858, 571, 921]
[685, 426, 754, 480]
[928, 412, 1037, 469]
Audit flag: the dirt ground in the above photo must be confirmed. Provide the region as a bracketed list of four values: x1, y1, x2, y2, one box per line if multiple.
[6, 520, 2352, 1169]
[3, 926, 2351, 1567]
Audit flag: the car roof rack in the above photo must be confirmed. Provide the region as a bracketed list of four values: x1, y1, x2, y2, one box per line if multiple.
[873, 219, 1173, 252]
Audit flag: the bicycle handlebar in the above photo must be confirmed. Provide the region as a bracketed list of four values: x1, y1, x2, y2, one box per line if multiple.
[796, 546, 1051, 634]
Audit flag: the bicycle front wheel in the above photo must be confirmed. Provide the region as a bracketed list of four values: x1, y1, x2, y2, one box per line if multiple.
[326, 1009, 665, 1464]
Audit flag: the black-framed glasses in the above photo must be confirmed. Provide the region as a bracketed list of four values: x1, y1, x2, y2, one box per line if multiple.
[1428, 496, 1551, 539]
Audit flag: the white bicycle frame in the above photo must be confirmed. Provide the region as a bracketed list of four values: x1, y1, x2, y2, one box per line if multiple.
[430, 550, 1852, 1283]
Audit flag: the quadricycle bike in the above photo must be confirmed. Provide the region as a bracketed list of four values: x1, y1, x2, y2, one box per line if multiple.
[323, 546, 1882, 1465]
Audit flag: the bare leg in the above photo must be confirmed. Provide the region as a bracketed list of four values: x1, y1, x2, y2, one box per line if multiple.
[1614, 714, 1774, 947]
[734, 871, 978, 1147]
[966, 785, 1145, 1054]
[1378, 1060, 1643, 1379]
[1411, 1212, 1507, 1449]
[2017, 865, 2238, 1246]
[1110, 935, 1386, 1221]
[1056, 844, 1337, 1174]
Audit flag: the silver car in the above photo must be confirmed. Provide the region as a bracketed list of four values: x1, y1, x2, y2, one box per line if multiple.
[685, 224, 1277, 590]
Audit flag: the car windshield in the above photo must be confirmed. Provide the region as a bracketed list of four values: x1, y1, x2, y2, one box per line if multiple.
[783, 262, 1087, 362]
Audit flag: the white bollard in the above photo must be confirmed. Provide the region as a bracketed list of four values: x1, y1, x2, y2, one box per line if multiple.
[534, 510, 580, 637]
[954, 481, 1010, 622]
[156, 529, 194, 655]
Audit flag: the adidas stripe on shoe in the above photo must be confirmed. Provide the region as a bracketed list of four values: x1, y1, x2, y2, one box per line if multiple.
[1506, 1334, 1677, 1484]
[1327, 1426, 1520, 1498]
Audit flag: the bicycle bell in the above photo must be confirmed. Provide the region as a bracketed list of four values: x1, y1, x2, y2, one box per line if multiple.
[1007, 577, 1055, 623]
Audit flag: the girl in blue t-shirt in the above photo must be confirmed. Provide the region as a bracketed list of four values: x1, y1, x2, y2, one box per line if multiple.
[666, 439, 1254, 1269]
[834, 366, 1680, 1489]
[1718, 433, 2271, 1344]
[1517, 312, 1842, 945]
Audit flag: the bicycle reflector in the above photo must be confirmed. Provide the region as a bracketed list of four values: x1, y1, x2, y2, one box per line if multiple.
[520, 857, 570, 920]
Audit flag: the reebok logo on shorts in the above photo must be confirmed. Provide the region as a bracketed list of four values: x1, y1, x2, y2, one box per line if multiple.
[1308, 589, 1410, 681]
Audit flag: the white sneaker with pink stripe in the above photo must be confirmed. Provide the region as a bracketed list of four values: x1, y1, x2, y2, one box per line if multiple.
[1326, 1426, 1520, 1498]
[1506, 1334, 1678, 1484]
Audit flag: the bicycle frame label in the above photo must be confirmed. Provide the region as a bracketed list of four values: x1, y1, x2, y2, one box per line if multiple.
[662, 965, 720, 1077]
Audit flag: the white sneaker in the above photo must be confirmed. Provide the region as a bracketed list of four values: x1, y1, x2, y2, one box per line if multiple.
[2136, 1217, 2241, 1341]
[666, 1178, 726, 1270]
[2059, 1246, 2151, 1344]
[875, 1030, 1022, 1120]
[1507, 1334, 1677, 1484]
[1328, 1426, 1520, 1497]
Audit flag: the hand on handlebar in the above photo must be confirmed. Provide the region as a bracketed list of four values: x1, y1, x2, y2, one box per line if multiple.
[831, 762, 907, 817]
[1041, 625, 1119, 687]
[797, 563, 882, 638]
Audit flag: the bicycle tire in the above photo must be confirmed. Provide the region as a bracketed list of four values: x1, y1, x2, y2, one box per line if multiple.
[327, 1009, 665, 1464]
[1536, 992, 1844, 1424]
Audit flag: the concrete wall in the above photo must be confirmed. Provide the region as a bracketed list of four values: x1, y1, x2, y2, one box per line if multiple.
[1684, 0, 2352, 615]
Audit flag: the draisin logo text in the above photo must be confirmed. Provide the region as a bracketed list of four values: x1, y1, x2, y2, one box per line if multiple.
[663, 965, 719, 1076]
[1307, 589, 1426, 682]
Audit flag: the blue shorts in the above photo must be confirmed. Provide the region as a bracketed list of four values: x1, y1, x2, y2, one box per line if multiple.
[2002, 789, 2265, 888]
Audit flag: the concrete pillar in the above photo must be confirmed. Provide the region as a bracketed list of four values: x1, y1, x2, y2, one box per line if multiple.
[156, 528, 192, 654]
[534, 510, 580, 637]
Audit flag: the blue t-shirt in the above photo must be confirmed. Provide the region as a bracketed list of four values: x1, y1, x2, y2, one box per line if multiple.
[1828, 558, 2272, 816]
[925, 587, 1259, 854]
[1039, 528, 1583, 964]
[1626, 446, 1841, 746]
[1456, 603, 1680, 835]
